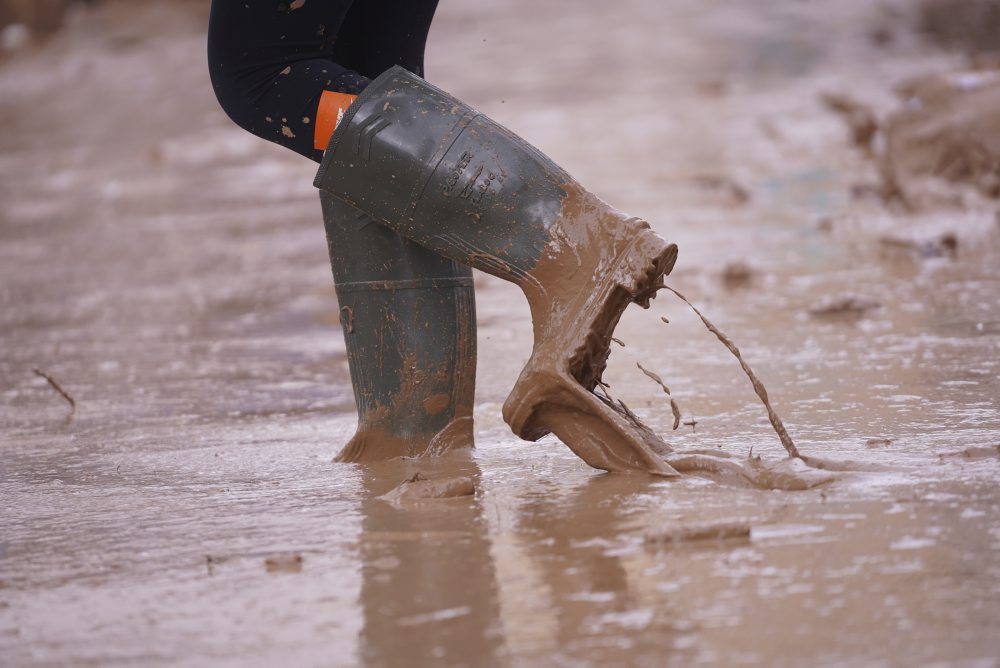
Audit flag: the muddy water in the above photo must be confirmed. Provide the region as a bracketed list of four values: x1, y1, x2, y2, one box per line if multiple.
[2, 0, 999, 666]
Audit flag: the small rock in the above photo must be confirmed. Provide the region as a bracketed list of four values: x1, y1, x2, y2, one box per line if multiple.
[808, 295, 882, 317]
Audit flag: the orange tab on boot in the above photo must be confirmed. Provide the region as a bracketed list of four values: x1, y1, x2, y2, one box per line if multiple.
[314, 90, 358, 151]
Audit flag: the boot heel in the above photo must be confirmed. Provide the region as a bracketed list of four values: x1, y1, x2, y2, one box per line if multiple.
[502, 369, 680, 476]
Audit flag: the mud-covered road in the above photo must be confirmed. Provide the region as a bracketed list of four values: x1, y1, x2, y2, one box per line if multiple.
[2, 1, 999, 665]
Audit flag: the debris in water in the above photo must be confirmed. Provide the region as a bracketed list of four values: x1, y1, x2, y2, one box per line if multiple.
[636, 362, 681, 430]
[808, 295, 882, 317]
[611, 337, 625, 347]
[878, 232, 958, 259]
[820, 91, 879, 150]
[379, 475, 476, 507]
[644, 520, 752, 546]
[205, 554, 228, 576]
[683, 418, 698, 432]
[947, 445, 1000, 459]
[32, 367, 75, 411]
[691, 174, 751, 205]
[879, 69, 1000, 209]
[865, 437, 894, 448]
[660, 316, 670, 324]
[721, 261, 755, 288]
[265, 553, 303, 573]
[663, 286, 801, 460]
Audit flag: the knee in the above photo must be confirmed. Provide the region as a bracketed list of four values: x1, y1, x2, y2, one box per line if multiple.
[206, 29, 255, 135]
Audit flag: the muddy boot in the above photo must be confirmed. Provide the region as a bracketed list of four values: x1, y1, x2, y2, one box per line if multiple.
[321, 192, 477, 462]
[315, 66, 678, 476]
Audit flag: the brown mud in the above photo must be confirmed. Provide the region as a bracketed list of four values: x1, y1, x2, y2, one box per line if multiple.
[825, 64, 1000, 210]
[2, 0, 1000, 666]
[501, 180, 680, 476]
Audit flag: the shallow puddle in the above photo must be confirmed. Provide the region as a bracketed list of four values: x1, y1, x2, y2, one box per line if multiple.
[2, 0, 999, 665]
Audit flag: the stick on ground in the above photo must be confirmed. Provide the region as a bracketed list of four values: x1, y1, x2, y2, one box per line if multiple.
[33, 367, 76, 411]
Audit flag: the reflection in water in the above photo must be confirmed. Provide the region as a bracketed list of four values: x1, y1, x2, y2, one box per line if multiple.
[355, 451, 506, 666]
[486, 472, 686, 664]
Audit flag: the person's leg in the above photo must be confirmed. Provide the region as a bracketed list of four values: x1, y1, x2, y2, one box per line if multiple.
[315, 67, 681, 476]
[331, 0, 439, 78]
[209, 1, 477, 461]
[321, 195, 475, 462]
[208, 0, 367, 162]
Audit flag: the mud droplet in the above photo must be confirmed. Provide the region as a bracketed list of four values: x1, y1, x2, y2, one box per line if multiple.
[340, 305, 354, 333]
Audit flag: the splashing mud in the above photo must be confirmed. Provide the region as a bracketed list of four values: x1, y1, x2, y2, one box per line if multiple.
[662, 286, 802, 460]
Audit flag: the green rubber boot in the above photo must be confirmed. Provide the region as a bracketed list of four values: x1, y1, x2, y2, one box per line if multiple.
[321, 192, 476, 462]
[316, 67, 679, 476]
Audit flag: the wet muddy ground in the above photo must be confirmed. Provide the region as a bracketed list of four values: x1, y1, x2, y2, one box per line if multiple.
[2, 0, 999, 665]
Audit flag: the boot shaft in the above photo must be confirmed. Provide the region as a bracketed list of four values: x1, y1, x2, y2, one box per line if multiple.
[314, 66, 570, 279]
[321, 193, 476, 442]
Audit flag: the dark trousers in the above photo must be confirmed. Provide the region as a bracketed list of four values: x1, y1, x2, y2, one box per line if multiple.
[207, 0, 440, 162]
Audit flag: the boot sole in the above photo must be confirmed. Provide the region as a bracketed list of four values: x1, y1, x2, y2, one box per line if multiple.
[502, 229, 680, 475]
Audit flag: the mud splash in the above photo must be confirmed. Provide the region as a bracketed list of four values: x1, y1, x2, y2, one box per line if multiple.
[500, 181, 680, 476]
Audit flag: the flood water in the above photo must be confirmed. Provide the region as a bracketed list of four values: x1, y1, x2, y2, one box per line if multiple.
[2, 1, 999, 665]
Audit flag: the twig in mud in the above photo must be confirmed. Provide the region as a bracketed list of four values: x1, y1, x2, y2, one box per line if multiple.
[662, 287, 801, 460]
[636, 362, 681, 430]
[611, 337, 625, 347]
[33, 368, 75, 411]
[683, 419, 698, 432]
